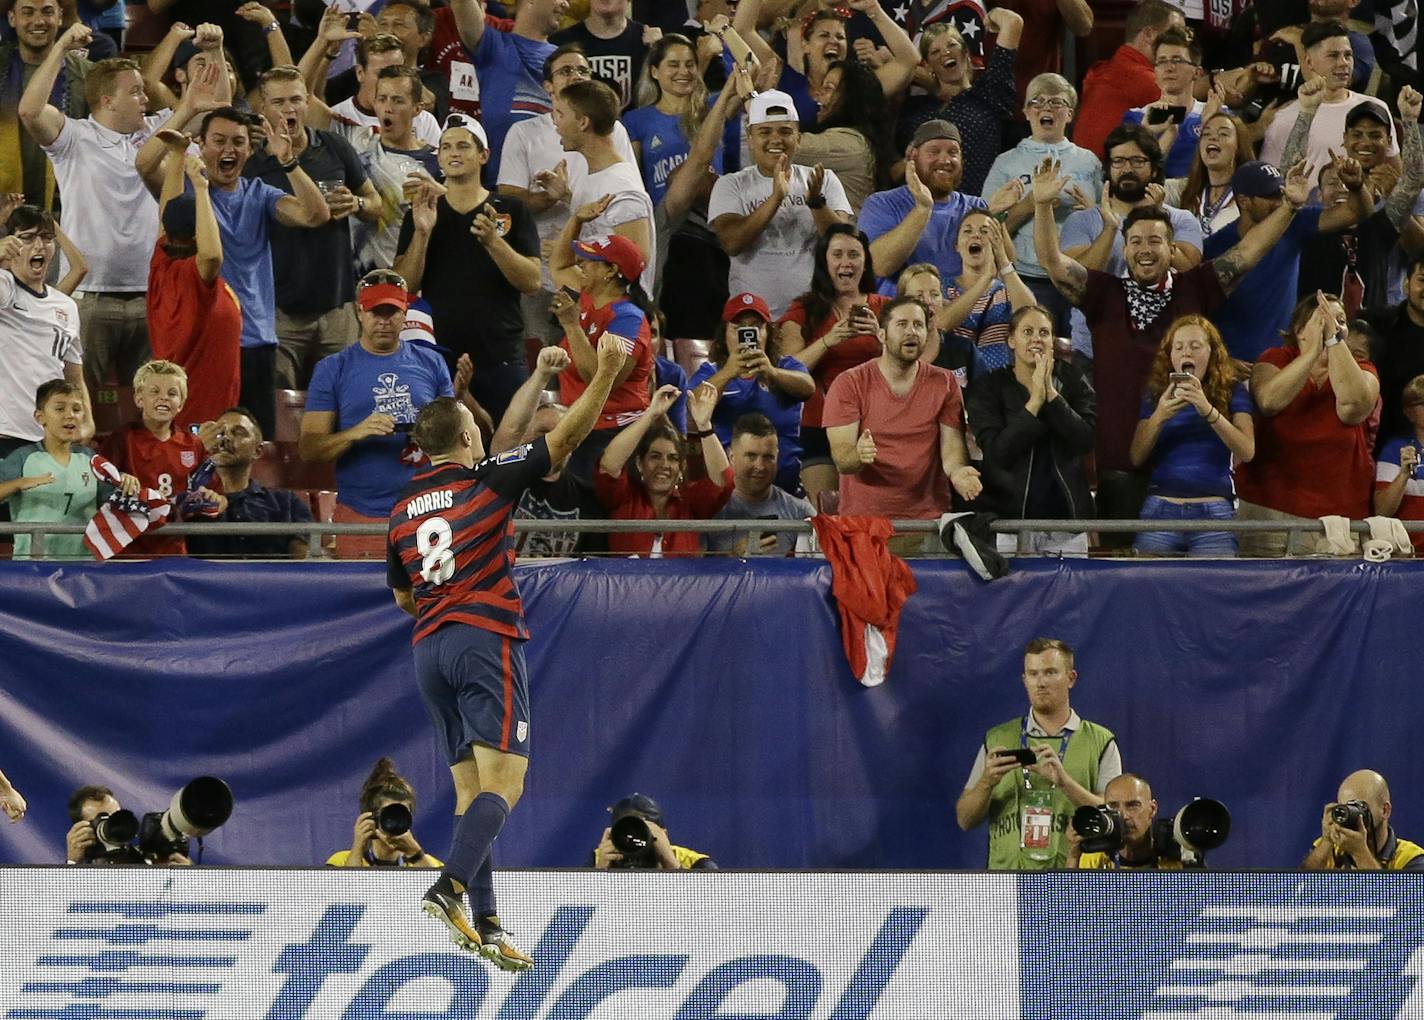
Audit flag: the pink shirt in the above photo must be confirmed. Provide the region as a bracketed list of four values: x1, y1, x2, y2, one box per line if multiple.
[824, 360, 964, 519]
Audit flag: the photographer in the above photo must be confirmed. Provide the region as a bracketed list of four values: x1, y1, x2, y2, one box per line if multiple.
[326, 758, 440, 869]
[1303, 770, 1424, 871]
[64, 786, 191, 866]
[591, 794, 717, 871]
[1066, 774, 1182, 870]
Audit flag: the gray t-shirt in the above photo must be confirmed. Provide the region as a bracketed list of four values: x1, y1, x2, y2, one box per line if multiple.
[707, 487, 815, 555]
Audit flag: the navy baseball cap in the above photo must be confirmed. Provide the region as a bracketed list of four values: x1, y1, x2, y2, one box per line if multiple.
[609, 793, 665, 826]
[1231, 160, 1285, 198]
[162, 194, 197, 241]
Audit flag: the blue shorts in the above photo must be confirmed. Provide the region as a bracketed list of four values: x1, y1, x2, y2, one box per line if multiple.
[413, 624, 531, 764]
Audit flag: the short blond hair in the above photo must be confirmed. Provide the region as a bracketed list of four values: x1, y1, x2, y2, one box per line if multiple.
[897, 262, 941, 293]
[85, 58, 143, 112]
[1026, 72, 1077, 110]
[259, 64, 307, 95]
[133, 360, 189, 402]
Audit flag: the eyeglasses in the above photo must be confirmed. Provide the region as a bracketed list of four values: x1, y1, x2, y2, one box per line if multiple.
[1026, 97, 1071, 110]
[1154, 56, 1197, 68]
[360, 269, 407, 291]
[1109, 156, 1152, 169]
[550, 64, 590, 79]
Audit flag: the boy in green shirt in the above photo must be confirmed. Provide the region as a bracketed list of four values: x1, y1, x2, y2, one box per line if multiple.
[0, 380, 138, 559]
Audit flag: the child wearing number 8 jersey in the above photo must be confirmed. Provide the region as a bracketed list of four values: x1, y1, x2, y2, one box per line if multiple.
[100, 360, 223, 556]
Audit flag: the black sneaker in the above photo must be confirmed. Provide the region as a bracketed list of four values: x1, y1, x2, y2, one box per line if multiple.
[477, 916, 534, 972]
[421, 885, 483, 953]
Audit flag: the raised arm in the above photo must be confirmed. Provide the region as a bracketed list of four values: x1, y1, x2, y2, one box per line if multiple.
[847, 0, 920, 99]
[471, 202, 540, 294]
[1055, 0, 1093, 37]
[1280, 75, 1324, 170]
[142, 22, 194, 112]
[265, 116, 333, 228]
[19, 22, 90, 147]
[598, 384, 682, 478]
[237, 3, 294, 69]
[451, 0, 486, 54]
[991, 220, 1035, 309]
[663, 70, 746, 223]
[1066, 195, 1119, 271]
[136, 62, 224, 195]
[299, 7, 361, 100]
[1385, 88, 1424, 237]
[1317, 153, 1375, 233]
[53, 222, 86, 295]
[393, 185, 438, 291]
[184, 155, 223, 283]
[867, 160, 933, 277]
[491, 347, 570, 454]
[1212, 160, 1307, 295]
[685, 381, 731, 480]
[1030, 157, 1089, 306]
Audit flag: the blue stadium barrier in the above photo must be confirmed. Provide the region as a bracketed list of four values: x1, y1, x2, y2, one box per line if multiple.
[0, 558, 1420, 870]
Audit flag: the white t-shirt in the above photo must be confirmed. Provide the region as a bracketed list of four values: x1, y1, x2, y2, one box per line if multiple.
[0, 271, 81, 441]
[1260, 93, 1398, 182]
[496, 114, 636, 289]
[41, 112, 172, 292]
[331, 97, 442, 149]
[708, 163, 852, 318]
[570, 160, 657, 297]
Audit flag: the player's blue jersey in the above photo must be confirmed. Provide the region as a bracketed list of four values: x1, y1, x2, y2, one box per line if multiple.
[387, 438, 552, 642]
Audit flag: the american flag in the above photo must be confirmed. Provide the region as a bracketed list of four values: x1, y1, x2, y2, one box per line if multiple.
[83, 454, 172, 561]
[890, 0, 988, 65]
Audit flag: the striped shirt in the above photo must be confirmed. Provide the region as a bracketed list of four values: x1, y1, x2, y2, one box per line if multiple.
[386, 439, 552, 643]
[946, 279, 1012, 371]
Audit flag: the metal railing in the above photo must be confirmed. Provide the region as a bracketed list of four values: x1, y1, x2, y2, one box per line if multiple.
[0, 517, 1418, 560]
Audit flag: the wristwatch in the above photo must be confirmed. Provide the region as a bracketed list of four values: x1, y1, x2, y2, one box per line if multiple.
[1324, 331, 1345, 349]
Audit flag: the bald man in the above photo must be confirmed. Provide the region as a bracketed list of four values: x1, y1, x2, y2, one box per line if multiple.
[1067, 773, 1183, 870]
[1303, 770, 1424, 871]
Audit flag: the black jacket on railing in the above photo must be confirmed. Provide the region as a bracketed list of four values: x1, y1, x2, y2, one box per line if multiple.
[966, 361, 1097, 521]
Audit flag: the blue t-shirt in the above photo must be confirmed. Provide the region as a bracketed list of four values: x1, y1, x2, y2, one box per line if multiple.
[1203, 207, 1323, 363]
[858, 187, 987, 294]
[207, 177, 285, 350]
[305, 341, 455, 517]
[690, 355, 809, 490]
[1139, 381, 1254, 498]
[622, 103, 725, 207]
[1122, 108, 1203, 179]
[473, 28, 556, 182]
[1061, 204, 1204, 358]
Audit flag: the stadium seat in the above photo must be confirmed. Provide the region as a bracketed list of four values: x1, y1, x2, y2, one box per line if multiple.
[89, 385, 138, 443]
[275, 390, 306, 444]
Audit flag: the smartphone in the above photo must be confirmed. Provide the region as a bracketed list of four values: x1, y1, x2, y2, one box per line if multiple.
[346, 11, 362, 29]
[995, 748, 1038, 766]
[188, 423, 202, 435]
[560, 285, 580, 302]
[1148, 105, 1188, 125]
[736, 325, 760, 352]
[720, 26, 755, 70]
[1169, 372, 1194, 383]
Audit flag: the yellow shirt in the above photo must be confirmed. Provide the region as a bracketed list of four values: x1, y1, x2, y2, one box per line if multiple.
[1078, 850, 1184, 870]
[325, 848, 444, 868]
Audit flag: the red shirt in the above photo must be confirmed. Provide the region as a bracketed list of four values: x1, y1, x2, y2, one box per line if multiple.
[1235, 346, 1378, 519]
[1073, 45, 1161, 159]
[823, 359, 964, 519]
[1081, 264, 1226, 473]
[780, 293, 889, 428]
[100, 423, 220, 556]
[558, 294, 653, 429]
[147, 245, 242, 429]
[593, 457, 734, 557]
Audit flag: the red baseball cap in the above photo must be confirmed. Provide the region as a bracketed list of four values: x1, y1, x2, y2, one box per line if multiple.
[358, 283, 410, 313]
[722, 292, 772, 323]
[572, 235, 646, 285]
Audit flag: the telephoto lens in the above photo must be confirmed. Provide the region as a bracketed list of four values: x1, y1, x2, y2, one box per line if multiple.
[377, 802, 413, 838]
[611, 814, 653, 856]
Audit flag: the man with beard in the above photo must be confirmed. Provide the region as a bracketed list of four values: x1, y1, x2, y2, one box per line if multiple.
[1261, 21, 1396, 176]
[1060, 125, 1204, 361]
[1205, 154, 1374, 362]
[710, 89, 852, 317]
[1033, 155, 1311, 523]
[825, 296, 981, 519]
[861, 120, 1020, 292]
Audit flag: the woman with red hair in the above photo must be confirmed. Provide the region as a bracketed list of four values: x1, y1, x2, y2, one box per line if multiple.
[1129, 314, 1255, 555]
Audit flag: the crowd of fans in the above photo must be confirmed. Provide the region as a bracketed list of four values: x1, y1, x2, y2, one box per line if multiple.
[2, 0, 1424, 559]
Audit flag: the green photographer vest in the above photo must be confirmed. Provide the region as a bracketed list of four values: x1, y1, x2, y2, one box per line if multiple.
[983, 716, 1116, 871]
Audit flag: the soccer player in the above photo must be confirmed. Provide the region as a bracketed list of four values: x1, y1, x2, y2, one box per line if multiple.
[387, 330, 626, 971]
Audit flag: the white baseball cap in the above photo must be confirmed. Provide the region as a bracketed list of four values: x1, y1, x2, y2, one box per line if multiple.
[747, 90, 799, 127]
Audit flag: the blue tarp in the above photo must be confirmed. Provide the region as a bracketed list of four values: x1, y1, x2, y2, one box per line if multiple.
[0, 558, 1417, 869]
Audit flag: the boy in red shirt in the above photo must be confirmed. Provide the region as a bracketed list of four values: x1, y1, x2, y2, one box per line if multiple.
[101, 360, 225, 556]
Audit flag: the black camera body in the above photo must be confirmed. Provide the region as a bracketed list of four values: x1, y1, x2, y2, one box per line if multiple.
[1331, 799, 1373, 833]
[377, 802, 413, 838]
[1072, 804, 1124, 854]
[609, 814, 659, 869]
[85, 778, 233, 864]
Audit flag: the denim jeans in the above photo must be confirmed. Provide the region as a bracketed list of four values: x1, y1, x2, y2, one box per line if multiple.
[1135, 495, 1238, 556]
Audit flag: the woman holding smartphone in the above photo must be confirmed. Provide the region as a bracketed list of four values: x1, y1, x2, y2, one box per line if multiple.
[777, 224, 887, 506]
[691, 293, 816, 494]
[1129, 315, 1255, 556]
